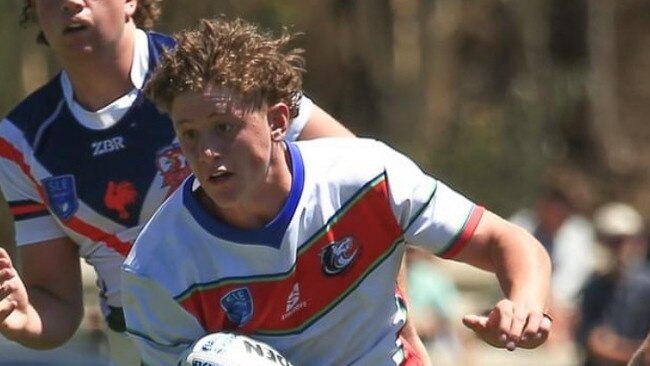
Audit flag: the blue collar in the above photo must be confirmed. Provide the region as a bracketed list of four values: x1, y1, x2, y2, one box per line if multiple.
[182, 141, 304, 248]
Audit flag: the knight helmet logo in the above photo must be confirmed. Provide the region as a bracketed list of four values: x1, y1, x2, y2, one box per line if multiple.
[320, 236, 360, 276]
[220, 287, 254, 327]
[156, 143, 190, 196]
[104, 181, 138, 220]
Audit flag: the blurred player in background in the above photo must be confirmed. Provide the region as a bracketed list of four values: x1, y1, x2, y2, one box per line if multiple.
[121, 17, 553, 366]
[577, 202, 650, 366]
[0, 1, 430, 365]
[629, 331, 650, 366]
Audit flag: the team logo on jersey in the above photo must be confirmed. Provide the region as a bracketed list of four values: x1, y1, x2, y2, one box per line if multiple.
[42, 175, 78, 221]
[104, 181, 138, 220]
[320, 236, 360, 276]
[220, 287, 253, 327]
[156, 143, 190, 196]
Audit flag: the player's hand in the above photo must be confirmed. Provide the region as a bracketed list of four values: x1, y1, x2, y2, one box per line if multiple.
[0, 248, 30, 333]
[461, 299, 552, 351]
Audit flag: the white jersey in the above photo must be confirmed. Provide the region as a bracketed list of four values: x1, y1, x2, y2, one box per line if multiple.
[122, 138, 484, 366]
[0, 29, 313, 322]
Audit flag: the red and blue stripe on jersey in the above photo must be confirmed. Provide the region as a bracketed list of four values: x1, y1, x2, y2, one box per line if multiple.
[176, 173, 403, 335]
[173, 160, 483, 338]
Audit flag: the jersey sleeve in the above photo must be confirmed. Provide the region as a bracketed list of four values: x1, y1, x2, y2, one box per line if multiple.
[284, 93, 314, 142]
[380, 142, 484, 258]
[0, 120, 66, 245]
[122, 269, 203, 366]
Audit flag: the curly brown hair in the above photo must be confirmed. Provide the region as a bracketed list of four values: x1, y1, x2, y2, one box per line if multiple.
[20, 0, 162, 44]
[145, 17, 305, 118]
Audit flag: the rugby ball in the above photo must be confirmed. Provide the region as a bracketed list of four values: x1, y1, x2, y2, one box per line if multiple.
[183, 332, 294, 366]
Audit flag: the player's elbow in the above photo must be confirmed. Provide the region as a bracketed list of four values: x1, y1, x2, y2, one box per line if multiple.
[35, 303, 85, 350]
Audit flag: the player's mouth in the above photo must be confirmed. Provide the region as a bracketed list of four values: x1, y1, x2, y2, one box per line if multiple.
[206, 170, 233, 185]
[63, 23, 89, 35]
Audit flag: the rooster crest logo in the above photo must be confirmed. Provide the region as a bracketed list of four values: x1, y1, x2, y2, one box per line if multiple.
[104, 181, 138, 220]
[156, 144, 190, 197]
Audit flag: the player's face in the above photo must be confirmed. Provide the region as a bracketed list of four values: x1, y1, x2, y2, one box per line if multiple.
[170, 86, 290, 221]
[32, 0, 136, 57]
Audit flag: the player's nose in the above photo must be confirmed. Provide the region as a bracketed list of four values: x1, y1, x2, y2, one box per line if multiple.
[61, 0, 84, 15]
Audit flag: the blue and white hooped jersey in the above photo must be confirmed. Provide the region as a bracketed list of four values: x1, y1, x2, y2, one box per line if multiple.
[122, 138, 485, 366]
[0, 29, 313, 315]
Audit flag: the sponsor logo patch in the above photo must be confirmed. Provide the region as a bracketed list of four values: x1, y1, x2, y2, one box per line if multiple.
[91, 136, 126, 156]
[42, 175, 78, 221]
[281, 283, 307, 320]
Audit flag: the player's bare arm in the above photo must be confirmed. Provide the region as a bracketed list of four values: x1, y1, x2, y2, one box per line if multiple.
[0, 237, 83, 349]
[298, 104, 354, 139]
[454, 210, 552, 351]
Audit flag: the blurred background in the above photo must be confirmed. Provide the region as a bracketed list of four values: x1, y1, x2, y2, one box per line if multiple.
[1, 0, 650, 365]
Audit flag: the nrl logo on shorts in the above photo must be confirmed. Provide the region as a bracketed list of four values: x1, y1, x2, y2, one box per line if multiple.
[42, 175, 78, 221]
[320, 236, 360, 276]
[220, 287, 253, 327]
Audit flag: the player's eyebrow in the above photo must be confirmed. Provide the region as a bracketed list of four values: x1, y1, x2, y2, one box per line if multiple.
[174, 110, 237, 126]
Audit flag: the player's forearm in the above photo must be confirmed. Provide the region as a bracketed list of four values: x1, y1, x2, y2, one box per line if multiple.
[463, 211, 552, 308]
[3, 287, 83, 349]
[491, 224, 552, 309]
[297, 104, 354, 139]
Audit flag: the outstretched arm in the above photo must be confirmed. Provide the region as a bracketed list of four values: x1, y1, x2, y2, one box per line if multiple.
[0, 237, 83, 349]
[454, 210, 552, 351]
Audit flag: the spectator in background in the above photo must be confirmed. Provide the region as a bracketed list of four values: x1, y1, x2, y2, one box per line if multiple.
[405, 246, 463, 366]
[510, 183, 596, 343]
[576, 202, 650, 366]
[628, 330, 650, 366]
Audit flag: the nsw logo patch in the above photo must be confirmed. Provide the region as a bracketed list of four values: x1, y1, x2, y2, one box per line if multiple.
[220, 287, 253, 327]
[42, 175, 78, 221]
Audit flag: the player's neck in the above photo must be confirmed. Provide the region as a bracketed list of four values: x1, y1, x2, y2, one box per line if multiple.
[202, 144, 293, 230]
[59, 28, 136, 112]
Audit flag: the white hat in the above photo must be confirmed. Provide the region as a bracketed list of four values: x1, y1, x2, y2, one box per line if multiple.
[593, 202, 644, 236]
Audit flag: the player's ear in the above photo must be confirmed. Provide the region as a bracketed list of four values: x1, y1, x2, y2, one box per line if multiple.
[268, 103, 289, 142]
[124, 0, 137, 19]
